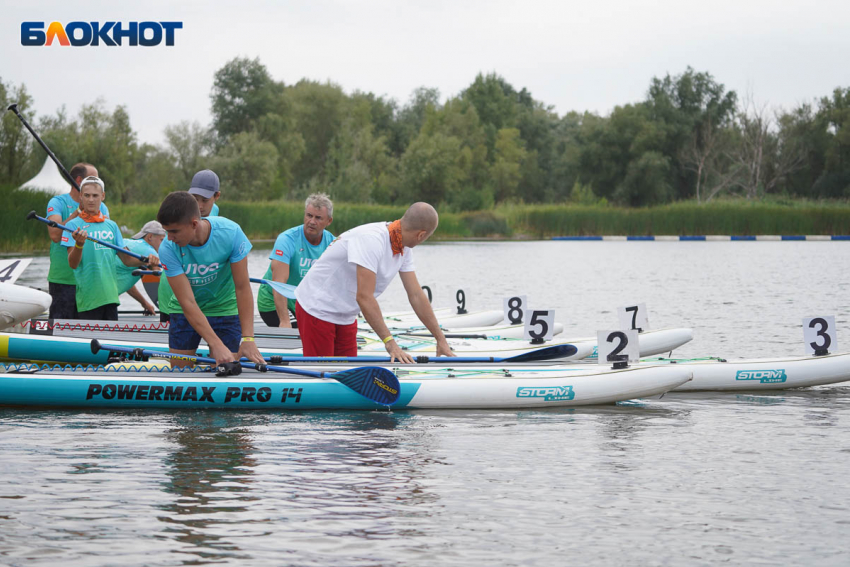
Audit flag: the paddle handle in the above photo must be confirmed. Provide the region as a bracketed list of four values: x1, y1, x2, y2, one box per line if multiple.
[27, 210, 151, 263]
[8, 103, 81, 191]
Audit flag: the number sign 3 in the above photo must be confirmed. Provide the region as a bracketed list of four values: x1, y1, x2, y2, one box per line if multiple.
[803, 316, 836, 356]
[596, 329, 640, 365]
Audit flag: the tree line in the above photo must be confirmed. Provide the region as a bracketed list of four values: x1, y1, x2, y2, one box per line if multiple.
[1, 60, 848, 209]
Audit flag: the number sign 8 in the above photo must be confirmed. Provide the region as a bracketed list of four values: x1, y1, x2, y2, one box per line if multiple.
[503, 295, 527, 325]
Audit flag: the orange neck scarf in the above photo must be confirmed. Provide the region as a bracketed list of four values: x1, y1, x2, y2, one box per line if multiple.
[78, 208, 105, 224]
[387, 219, 404, 255]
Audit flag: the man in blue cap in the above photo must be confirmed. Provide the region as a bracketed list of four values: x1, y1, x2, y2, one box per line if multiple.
[159, 169, 221, 322]
[188, 169, 221, 218]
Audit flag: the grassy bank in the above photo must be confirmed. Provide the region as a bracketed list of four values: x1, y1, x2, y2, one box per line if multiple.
[2, 184, 850, 253]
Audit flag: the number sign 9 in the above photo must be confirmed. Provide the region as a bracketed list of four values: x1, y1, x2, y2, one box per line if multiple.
[617, 303, 649, 332]
[503, 295, 527, 325]
[524, 310, 555, 342]
[803, 316, 836, 355]
[596, 329, 640, 365]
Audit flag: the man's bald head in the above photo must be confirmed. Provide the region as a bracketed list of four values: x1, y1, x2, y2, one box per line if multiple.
[399, 202, 439, 248]
[401, 202, 439, 233]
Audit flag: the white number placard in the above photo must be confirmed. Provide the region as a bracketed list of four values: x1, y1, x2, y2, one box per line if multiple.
[524, 310, 555, 342]
[803, 316, 836, 355]
[597, 329, 640, 365]
[618, 303, 649, 331]
[503, 295, 528, 325]
[0, 258, 33, 285]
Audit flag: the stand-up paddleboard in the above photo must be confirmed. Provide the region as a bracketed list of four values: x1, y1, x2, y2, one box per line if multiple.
[643, 353, 850, 391]
[0, 363, 692, 410]
[0, 330, 590, 365]
[0, 259, 51, 330]
[0, 284, 51, 330]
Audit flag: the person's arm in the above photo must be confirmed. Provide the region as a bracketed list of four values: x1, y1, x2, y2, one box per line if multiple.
[270, 260, 292, 328]
[47, 213, 70, 243]
[230, 258, 265, 364]
[66, 228, 87, 269]
[399, 271, 454, 357]
[356, 265, 415, 363]
[119, 250, 159, 268]
[169, 273, 235, 364]
[127, 285, 157, 315]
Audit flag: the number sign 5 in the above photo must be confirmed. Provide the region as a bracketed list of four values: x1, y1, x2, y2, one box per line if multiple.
[524, 310, 555, 342]
[803, 316, 836, 356]
[596, 329, 640, 365]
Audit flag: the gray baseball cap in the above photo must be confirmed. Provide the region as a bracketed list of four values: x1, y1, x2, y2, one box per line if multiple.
[188, 169, 220, 198]
[132, 220, 166, 240]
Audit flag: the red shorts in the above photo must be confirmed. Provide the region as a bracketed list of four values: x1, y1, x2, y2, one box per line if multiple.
[296, 302, 358, 357]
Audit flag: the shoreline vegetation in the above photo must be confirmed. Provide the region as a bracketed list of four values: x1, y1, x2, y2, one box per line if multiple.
[3, 185, 849, 253]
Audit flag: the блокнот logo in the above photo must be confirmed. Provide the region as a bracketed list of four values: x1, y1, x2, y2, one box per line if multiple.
[21, 21, 182, 46]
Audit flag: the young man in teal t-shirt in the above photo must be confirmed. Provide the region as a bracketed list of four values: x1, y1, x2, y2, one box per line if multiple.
[257, 193, 334, 328]
[158, 170, 221, 323]
[45, 162, 110, 319]
[62, 177, 155, 320]
[157, 191, 263, 367]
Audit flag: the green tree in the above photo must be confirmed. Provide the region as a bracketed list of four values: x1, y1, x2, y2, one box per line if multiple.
[490, 128, 527, 202]
[0, 80, 35, 185]
[399, 132, 462, 204]
[164, 121, 212, 187]
[614, 151, 673, 206]
[211, 131, 279, 200]
[210, 57, 281, 142]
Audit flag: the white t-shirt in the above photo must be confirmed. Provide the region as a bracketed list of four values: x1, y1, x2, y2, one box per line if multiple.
[295, 222, 416, 325]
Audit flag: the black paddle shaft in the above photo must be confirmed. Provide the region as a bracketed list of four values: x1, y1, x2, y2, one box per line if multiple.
[7, 103, 81, 191]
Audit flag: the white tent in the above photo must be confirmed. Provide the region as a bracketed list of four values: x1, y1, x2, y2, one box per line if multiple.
[19, 157, 71, 196]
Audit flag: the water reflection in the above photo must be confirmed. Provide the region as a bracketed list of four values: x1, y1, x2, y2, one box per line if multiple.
[157, 412, 261, 562]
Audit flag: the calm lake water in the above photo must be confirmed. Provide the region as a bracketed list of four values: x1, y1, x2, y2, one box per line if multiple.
[2, 241, 850, 565]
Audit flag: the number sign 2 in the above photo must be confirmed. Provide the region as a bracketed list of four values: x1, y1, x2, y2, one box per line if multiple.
[597, 329, 640, 365]
[503, 295, 528, 325]
[803, 316, 836, 356]
[617, 303, 649, 332]
[524, 310, 555, 342]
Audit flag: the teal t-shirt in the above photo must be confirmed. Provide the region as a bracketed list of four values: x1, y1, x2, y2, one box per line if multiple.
[158, 217, 252, 317]
[47, 193, 109, 285]
[210, 203, 219, 216]
[257, 226, 334, 313]
[157, 272, 175, 313]
[115, 239, 156, 295]
[60, 217, 124, 311]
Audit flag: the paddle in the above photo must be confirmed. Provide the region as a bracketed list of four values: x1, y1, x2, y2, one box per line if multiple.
[250, 277, 296, 300]
[259, 344, 578, 364]
[91, 339, 400, 406]
[130, 271, 296, 300]
[27, 211, 155, 265]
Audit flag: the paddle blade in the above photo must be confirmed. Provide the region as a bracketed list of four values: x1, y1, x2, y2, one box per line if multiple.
[330, 366, 401, 406]
[251, 278, 297, 300]
[506, 344, 578, 363]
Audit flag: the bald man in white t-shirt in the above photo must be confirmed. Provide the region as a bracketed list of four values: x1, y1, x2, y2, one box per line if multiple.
[295, 202, 454, 362]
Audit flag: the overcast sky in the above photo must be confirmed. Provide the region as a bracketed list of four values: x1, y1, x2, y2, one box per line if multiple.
[3, 0, 848, 146]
